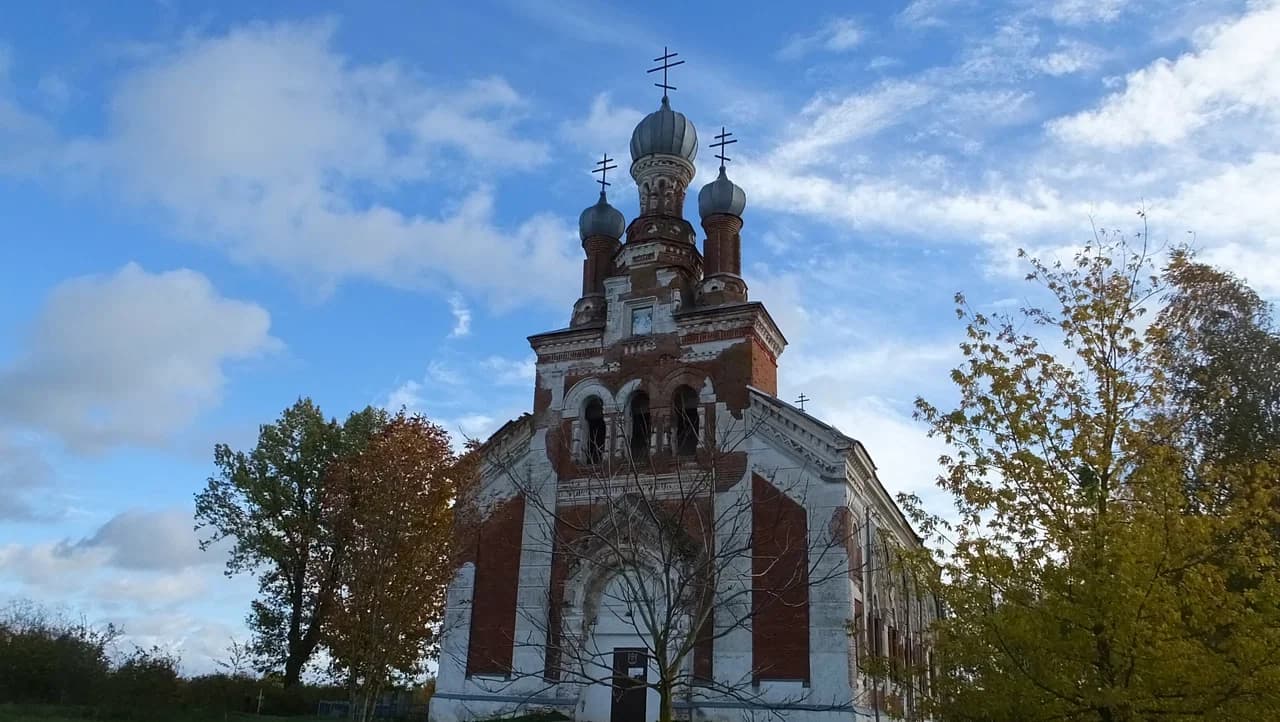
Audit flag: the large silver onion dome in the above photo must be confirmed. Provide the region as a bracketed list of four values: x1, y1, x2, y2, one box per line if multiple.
[578, 192, 625, 240]
[630, 97, 698, 163]
[698, 167, 746, 218]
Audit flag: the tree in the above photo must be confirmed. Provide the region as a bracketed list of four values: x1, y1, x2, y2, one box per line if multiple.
[476, 417, 869, 722]
[321, 412, 471, 722]
[1156, 249, 1280, 475]
[195, 398, 387, 686]
[904, 234, 1280, 721]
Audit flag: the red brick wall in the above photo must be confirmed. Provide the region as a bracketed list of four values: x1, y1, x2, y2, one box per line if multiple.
[466, 494, 525, 676]
[751, 474, 810, 683]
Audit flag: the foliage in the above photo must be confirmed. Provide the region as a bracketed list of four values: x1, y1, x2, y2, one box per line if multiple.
[194, 398, 388, 686]
[102, 647, 182, 719]
[0, 600, 116, 706]
[322, 412, 470, 722]
[1156, 249, 1280, 481]
[903, 235, 1280, 721]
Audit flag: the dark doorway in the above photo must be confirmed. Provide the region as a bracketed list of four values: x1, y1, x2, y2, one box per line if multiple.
[610, 648, 647, 722]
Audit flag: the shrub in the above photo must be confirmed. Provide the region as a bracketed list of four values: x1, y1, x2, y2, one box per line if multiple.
[0, 600, 115, 705]
[103, 646, 181, 719]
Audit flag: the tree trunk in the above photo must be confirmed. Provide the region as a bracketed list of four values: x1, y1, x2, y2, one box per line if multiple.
[283, 652, 305, 688]
[658, 680, 673, 722]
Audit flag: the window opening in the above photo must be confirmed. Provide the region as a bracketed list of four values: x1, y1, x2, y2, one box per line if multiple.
[674, 386, 699, 455]
[584, 397, 606, 463]
[629, 392, 651, 458]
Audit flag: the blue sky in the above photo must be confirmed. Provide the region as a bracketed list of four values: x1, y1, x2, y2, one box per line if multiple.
[2, 0, 1277, 675]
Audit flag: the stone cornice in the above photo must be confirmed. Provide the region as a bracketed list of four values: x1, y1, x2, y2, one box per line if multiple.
[529, 326, 603, 360]
[677, 302, 787, 359]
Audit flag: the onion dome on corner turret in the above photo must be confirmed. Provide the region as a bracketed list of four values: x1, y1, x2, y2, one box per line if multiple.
[578, 191, 625, 240]
[698, 166, 746, 219]
[630, 96, 698, 163]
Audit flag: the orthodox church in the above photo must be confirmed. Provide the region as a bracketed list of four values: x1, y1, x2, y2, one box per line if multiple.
[431, 62, 936, 722]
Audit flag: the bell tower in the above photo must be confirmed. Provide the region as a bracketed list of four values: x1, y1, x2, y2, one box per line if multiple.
[531, 47, 785, 452]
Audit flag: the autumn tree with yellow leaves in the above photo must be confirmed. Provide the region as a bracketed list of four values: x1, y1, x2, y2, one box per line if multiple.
[901, 231, 1280, 722]
[321, 412, 475, 722]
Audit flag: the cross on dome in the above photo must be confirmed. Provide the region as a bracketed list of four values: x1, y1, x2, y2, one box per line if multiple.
[647, 46, 684, 101]
[711, 127, 738, 170]
[592, 153, 617, 194]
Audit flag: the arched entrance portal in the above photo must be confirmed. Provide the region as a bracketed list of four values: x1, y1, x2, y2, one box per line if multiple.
[578, 573, 662, 722]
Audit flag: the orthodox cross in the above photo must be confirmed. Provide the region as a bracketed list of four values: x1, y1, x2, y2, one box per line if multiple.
[796, 393, 810, 411]
[647, 46, 684, 99]
[592, 153, 617, 193]
[711, 127, 738, 169]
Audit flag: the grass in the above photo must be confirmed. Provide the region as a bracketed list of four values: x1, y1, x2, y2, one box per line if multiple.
[0, 706, 327, 722]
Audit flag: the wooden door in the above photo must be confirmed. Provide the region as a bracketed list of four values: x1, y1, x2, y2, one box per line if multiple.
[610, 648, 647, 722]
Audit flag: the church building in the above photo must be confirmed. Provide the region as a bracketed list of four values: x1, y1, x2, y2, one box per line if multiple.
[431, 58, 936, 722]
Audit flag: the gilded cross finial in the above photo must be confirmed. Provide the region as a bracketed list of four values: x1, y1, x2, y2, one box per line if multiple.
[647, 46, 684, 101]
[711, 127, 738, 170]
[592, 153, 617, 194]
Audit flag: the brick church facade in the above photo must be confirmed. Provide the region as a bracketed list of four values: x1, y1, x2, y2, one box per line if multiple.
[430, 80, 936, 722]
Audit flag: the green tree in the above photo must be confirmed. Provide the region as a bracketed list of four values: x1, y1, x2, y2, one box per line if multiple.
[195, 398, 387, 686]
[1156, 249, 1280, 475]
[321, 412, 470, 722]
[904, 236, 1280, 721]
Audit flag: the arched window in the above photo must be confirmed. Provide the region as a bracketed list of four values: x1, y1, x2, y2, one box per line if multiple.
[584, 397, 606, 463]
[629, 391, 651, 458]
[673, 385, 699, 455]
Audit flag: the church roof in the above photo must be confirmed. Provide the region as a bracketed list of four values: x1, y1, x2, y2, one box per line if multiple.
[747, 386, 923, 545]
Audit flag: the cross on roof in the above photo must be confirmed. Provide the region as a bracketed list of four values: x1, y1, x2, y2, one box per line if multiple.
[647, 46, 684, 100]
[796, 393, 810, 411]
[591, 153, 617, 193]
[711, 127, 738, 169]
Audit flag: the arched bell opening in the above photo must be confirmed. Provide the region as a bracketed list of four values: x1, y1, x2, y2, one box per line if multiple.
[672, 385, 699, 456]
[583, 397, 606, 464]
[628, 391, 651, 458]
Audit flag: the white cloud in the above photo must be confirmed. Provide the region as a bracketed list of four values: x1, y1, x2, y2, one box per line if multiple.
[770, 81, 935, 168]
[1044, 0, 1128, 25]
[76, 508, 219, 571]
[386, 379, 424, 411]
[1050, 3, 1280, 148]
[8, 20, 579, 308]
[447, 294, 472, 338]
[897, 0, 958, 28]
[1036, 40, 1103, 76]
[560, 92, 644, 156]
[481, 355, 536, 386]
[0, 263, 279, 451]
[778, 18, 865, 60]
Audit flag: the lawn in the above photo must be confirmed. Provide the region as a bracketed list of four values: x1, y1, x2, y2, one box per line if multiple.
[0, 706, 327, 722]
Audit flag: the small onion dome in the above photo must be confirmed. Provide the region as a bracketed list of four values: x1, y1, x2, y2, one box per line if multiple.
[698, 166, 747, 219]
[578, 192, 625, 240]
[630, 96, 698, 163]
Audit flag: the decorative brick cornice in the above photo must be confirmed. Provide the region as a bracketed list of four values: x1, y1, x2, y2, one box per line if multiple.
[676, 302, 786, 359]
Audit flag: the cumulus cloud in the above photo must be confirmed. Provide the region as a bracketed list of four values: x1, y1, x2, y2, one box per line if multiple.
[1050, 3, 1280, 148]
[74, 508, 218, 572]
[5, 20, 580, 308]
[0, 264, 279, 451]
